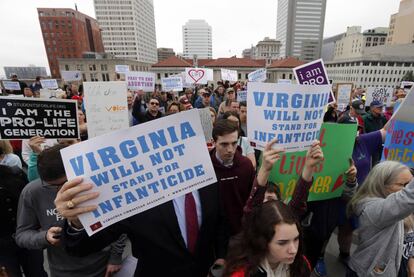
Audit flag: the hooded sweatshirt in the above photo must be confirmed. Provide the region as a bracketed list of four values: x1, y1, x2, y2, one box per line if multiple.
[15, 179, 124, 277]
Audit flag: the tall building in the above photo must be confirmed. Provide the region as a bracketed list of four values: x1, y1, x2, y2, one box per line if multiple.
[94, 0, 157, 64]
[276, 0, 327, 61]
[37, 8, 104, 78]
[254, 37, 282, 64]
[4, 66, 48, 79]
[182, 20, 212, 59]
[387, 0, 414, 45]
[321, 33, 345, 62]
[157, 48, 175, 62]
[333, 26, 388, 61]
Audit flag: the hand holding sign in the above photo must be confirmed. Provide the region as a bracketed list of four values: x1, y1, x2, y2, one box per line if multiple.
[54, 177, 99, 229]
[302, 140, 324, 182]
[345, 158, 357, 183]
[257, 138, 285, 186]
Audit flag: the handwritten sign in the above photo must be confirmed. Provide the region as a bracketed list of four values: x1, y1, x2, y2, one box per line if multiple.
[2, 81, 21, 91]
[115, 65, 130, 74]
[125, 72, 156, 92]
[60, 109, 217, 236]
[382, 120, 414, 168]
[247, 82, 331, 152]
[185, 68, 213, 85]
[336, 83, 353, 111]
[221, 69, 238, 82]
[198, 108, 213, 142]
[83, 81, 129, 138]
[248, 68, 267, 82]
[0, 97, 79, 139]
[40, 79, 58, 89]
[237, 90, 247, 102]
[61, 71, 82, 82]
[365, 87, 392, 107]
[391, 86, 414, 123]
[161, 77, 183, 92]
[293, 59, 335, 103]
[268, 123, 357, 201]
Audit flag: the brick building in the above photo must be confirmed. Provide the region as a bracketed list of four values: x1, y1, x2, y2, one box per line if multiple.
[37, 8, 104, 78]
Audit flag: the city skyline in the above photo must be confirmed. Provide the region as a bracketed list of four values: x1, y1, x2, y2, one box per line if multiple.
[0, 0, 400, 77]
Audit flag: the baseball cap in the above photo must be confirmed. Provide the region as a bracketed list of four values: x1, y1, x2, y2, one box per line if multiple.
[201, 90, 211, 96]
[351, 100, 366, 115]
[370, 100, 384, 108]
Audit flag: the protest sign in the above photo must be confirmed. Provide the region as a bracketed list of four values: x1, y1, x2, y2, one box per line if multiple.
[40, 79, 58, 89]
[125, 72, 155, 92]
[382, 120, 414, 168]
[390, 86, 414, 123]
[61, 71, 82, 82]
[0, 97, 79, 139]
[401, 81, 414, 92]
[336, 83, 353, 110]
[198, 107, 213, 142]
[365, 87, 392, 107]
[83, 81, 129, 138]
[248, 68, 267, 82]
[237, 90, 247, 102]
[247, 82, 331, 152]
[161, 77, 183, 92]
[277, 79, 292, 84]
[115, 65, 130, 74]
[2, 81, 21, 91]
[293, 59, 335, 103]
[267, 123, 357, 201]
[60, 109, 217, 236]
[39, 89, 54, 99]
[221, 69, 238, 82]
[185, 68, 213, 85]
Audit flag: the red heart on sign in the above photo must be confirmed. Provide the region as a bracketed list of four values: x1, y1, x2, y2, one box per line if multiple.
[188, 69, 205, 83]
[331, 174, 343, 192]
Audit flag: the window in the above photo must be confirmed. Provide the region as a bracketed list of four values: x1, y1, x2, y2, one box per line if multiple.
[157, 73, 161, 79]
[65, 64, 69, 70]
[101, 64, 108, 71]
[164, 73, 168, 78]
[238, 73, 241, 79]
[89, 64, 96, 71]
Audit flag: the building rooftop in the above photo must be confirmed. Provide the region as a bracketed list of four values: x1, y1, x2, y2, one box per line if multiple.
[152, 56, 193, 67]
[268, 57, 306, 68]
[203, 57, 265, 67]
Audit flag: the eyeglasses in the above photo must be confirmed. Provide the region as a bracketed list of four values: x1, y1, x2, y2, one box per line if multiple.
[150, 102, 159, 106]
[202, 94, 210, 98]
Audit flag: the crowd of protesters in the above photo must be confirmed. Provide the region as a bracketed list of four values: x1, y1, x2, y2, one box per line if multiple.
[0, 73, 413, 277]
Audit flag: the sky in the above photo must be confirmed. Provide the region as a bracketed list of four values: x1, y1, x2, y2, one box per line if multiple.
[0, 0, 400, 77]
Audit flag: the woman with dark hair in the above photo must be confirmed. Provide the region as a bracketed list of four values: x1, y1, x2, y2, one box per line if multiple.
[224, 200, 311, 277]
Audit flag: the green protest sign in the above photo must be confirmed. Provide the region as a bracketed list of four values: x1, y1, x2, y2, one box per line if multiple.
[268, 123, 356, 201]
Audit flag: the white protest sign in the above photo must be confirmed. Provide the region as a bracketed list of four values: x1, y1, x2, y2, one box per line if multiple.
[277, 79, 292, 84]
[115, 65, 130, 74]
[391, 86, 414, 123]
[365, 87, 392, 107]
[40, 79, 58, 89]
[198, 107, 213, 142]
[248, 68, 267, 82]
[83, 81, 129, 138]
[237, 90, 247, 102]
[185, 68, 213, 85]
[2, 81, 21, 91]
[247, 82, 331, 152]
[39, 89, 54, 99]
[60, 109, 217, 236]
[221, 69, 238, 82]
[161, 77, 183, 92]
[336, 83, 353, 111]
[125, 72, 156, 92]
[61, 71, 82, 81]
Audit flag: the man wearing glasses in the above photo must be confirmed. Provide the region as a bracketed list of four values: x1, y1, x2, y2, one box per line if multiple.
[141, 98, 163, 123]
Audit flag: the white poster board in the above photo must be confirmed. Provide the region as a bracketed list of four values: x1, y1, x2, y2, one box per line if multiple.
[221, 69, 238, 82]
[336, 83, 353, 111]
[125, 72, 156, 92]
[185, 68, 213, 85]
[2, 81, 21, 90]
[115, 65, 130, 74]
[247, 82, 331, 152]
[40, 79, 59, 89]
[61, 71, 82, 82]
[248, 68, 267, 82]
[365, 87, 392, 107]
[237, 90, 247, 102]
[83, 81, 129, 138]
[161, 77, 183, 92]
[60, 109, 217, 236]
[391, 86, 414, 123]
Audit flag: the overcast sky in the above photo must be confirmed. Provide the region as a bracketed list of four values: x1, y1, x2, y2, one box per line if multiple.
[0, 0, 400, 77]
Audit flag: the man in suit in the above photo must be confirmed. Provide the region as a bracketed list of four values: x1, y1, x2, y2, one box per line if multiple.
[55, 139, 281, 277]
